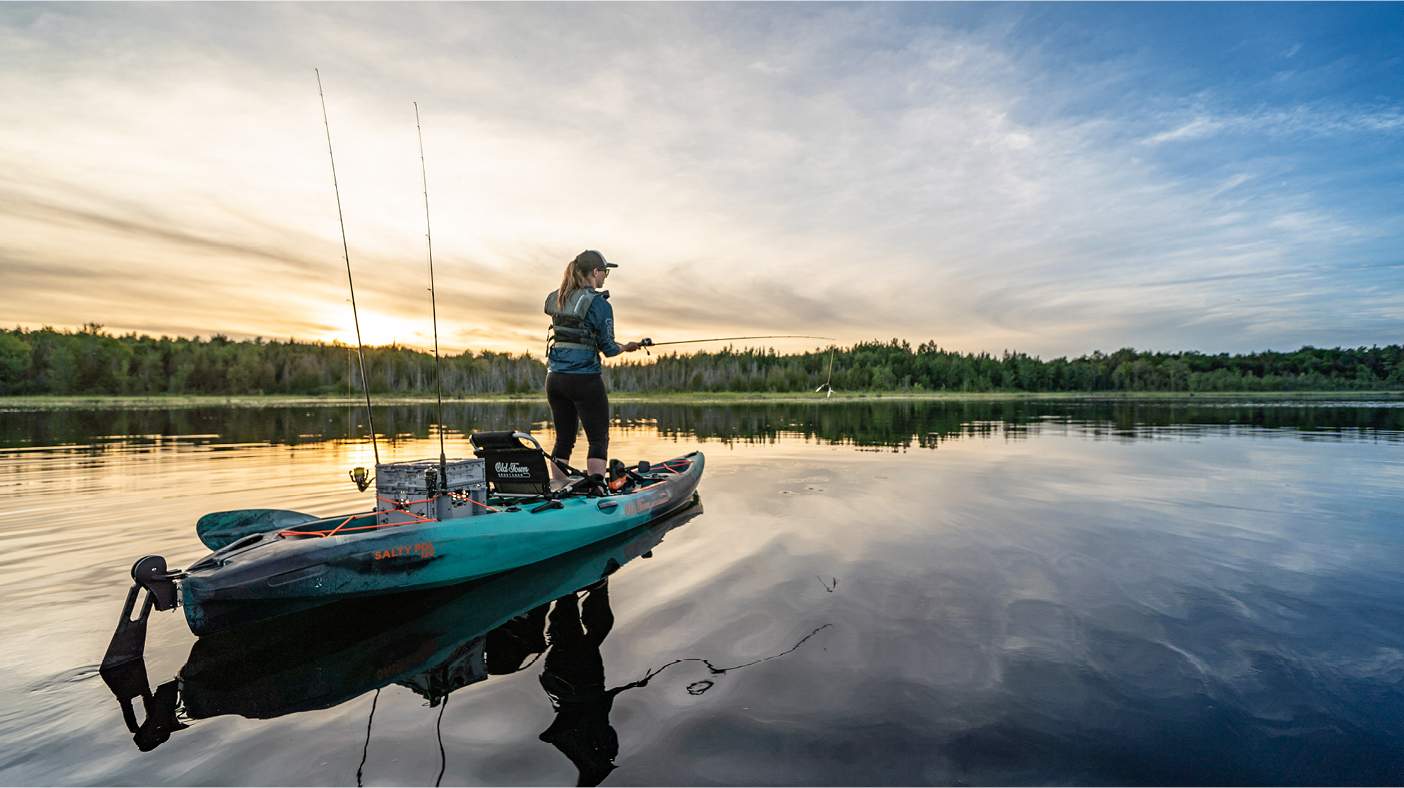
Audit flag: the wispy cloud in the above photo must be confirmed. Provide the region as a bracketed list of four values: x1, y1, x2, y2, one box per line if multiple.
[1146, 104, 1404, 143]
[0, 3, 1399, 357]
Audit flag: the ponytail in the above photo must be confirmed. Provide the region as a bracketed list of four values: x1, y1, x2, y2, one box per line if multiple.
[557, 259, 592, 310]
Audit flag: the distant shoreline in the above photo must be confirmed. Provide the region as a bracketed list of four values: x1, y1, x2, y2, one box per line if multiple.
[3, 390, 1401, 411]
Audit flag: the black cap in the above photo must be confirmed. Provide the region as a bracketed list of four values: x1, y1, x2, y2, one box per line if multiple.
[574, 250, 617, 271]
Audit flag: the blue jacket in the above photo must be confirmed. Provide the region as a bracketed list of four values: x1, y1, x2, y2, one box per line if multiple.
[547, 290, 621, 374]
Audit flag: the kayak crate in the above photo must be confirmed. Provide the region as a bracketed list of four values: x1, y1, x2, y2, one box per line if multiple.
[375, 458, 487, 524]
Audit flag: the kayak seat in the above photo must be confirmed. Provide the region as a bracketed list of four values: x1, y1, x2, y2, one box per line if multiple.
[469, 431, 554, 497]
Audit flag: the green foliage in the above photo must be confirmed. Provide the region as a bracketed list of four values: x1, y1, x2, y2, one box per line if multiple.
[1, 326, 1399, 396]
[603, 340, 1404, 393]
[0, 325, 543, 396]
[0, 331, 32, 386]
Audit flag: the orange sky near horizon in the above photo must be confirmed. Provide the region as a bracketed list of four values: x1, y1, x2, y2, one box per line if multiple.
[3, 4, 1400, 359]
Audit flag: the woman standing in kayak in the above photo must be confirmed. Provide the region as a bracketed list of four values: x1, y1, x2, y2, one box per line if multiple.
[544, 250, 641, 482]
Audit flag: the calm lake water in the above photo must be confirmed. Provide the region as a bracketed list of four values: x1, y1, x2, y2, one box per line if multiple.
[1, 398, 1401, 786]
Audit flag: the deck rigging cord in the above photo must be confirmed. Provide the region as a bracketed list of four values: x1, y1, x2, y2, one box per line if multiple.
[415, 102, 448, 491]
[317, 69, 379, 467]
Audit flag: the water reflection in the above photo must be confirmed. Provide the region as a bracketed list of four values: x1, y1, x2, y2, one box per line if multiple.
[4, 397, 1400, 451]
[3, 399, 1402, 785]
[100, 500, 801, 786]
[538, 580, 620, 787]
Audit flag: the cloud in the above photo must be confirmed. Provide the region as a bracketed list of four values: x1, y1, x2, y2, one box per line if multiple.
[1145, 104, 1404, 143]
[0, 3, 1400, 357]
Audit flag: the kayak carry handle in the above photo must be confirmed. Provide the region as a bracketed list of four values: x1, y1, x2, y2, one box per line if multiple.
[132, 555, 181, 611]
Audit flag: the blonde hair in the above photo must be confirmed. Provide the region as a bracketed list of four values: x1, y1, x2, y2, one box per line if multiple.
[557, 259, 593, 309]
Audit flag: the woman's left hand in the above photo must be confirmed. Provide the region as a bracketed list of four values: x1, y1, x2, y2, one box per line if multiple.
[621, 342, 642, 352]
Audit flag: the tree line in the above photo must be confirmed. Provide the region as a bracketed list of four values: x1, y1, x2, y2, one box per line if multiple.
[9, 399, 1399, 452]
[1, 325, 1400, 396]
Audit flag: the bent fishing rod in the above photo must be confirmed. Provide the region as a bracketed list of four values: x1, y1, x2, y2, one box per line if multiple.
[317, 69, 380, 467]
[415, 101, 448, 490]
[639, 335, 836, 349]
[636, 335, 842, 396]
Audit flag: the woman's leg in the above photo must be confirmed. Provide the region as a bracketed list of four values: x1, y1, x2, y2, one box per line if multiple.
[545, 372, 578, 481]
[575, 375, 611, 478]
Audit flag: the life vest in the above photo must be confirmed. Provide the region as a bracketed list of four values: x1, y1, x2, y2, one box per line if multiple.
[544, 287, 608, 353]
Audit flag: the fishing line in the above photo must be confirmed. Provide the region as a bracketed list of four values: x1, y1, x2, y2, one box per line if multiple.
[414, 102, 448, 488]
[617, 623, 833, 692]
[816, 345, 837, 398]
[435, 693, 449, 787]
[317, 69, 379, 466]
[356, 687, 380, 787]
[347, 347, 354, 438]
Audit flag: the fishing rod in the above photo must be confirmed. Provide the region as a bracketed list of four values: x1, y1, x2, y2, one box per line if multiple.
[643, 332, 836, 345]
[415, 102, 448, 491]
[637, 335, 842, 396]
[317, 69, 380, 470]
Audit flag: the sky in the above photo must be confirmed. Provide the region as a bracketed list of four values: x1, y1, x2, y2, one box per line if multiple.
[1, 2, 1401, 359]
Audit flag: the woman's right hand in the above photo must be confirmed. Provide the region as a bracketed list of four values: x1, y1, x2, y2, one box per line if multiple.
[621, 341, 642, 352]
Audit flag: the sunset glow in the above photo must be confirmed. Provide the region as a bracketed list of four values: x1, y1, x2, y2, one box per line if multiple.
[2, 3, 1401, 357]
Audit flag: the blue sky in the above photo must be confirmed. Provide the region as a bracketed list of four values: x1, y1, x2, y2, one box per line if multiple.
[1, 3, 1399, 358]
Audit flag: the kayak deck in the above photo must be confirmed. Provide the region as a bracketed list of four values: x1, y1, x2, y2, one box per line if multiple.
[178, 451, 704, 634]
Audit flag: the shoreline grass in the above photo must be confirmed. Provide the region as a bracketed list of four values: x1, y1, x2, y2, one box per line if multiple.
[2, 390, 1400, 411]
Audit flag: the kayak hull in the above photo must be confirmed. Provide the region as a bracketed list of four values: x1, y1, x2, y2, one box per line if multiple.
[181, 452, 703, 635]
[179, 499, 702, 721]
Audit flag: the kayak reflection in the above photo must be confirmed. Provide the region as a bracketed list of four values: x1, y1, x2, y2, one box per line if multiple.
[103, 497, 702, 756]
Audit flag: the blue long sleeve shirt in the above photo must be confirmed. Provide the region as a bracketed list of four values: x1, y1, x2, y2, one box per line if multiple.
[547, 289, 621, 374]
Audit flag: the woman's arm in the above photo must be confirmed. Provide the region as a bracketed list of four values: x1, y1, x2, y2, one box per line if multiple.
[589, 297, 623, 357]
[588, 298, 641, 356]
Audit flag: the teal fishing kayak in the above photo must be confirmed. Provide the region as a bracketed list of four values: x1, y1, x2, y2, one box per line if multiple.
[176, 450, 703, 634]
[99, 498, 702, 752]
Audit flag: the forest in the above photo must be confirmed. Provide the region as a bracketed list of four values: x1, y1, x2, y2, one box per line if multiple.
[2, 324, 1400, 396]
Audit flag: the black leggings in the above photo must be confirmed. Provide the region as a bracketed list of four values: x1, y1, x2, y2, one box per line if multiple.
[546, 372, 610, 464]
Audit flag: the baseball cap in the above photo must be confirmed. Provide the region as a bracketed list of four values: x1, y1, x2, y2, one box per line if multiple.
[573, 250, 617, 271]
